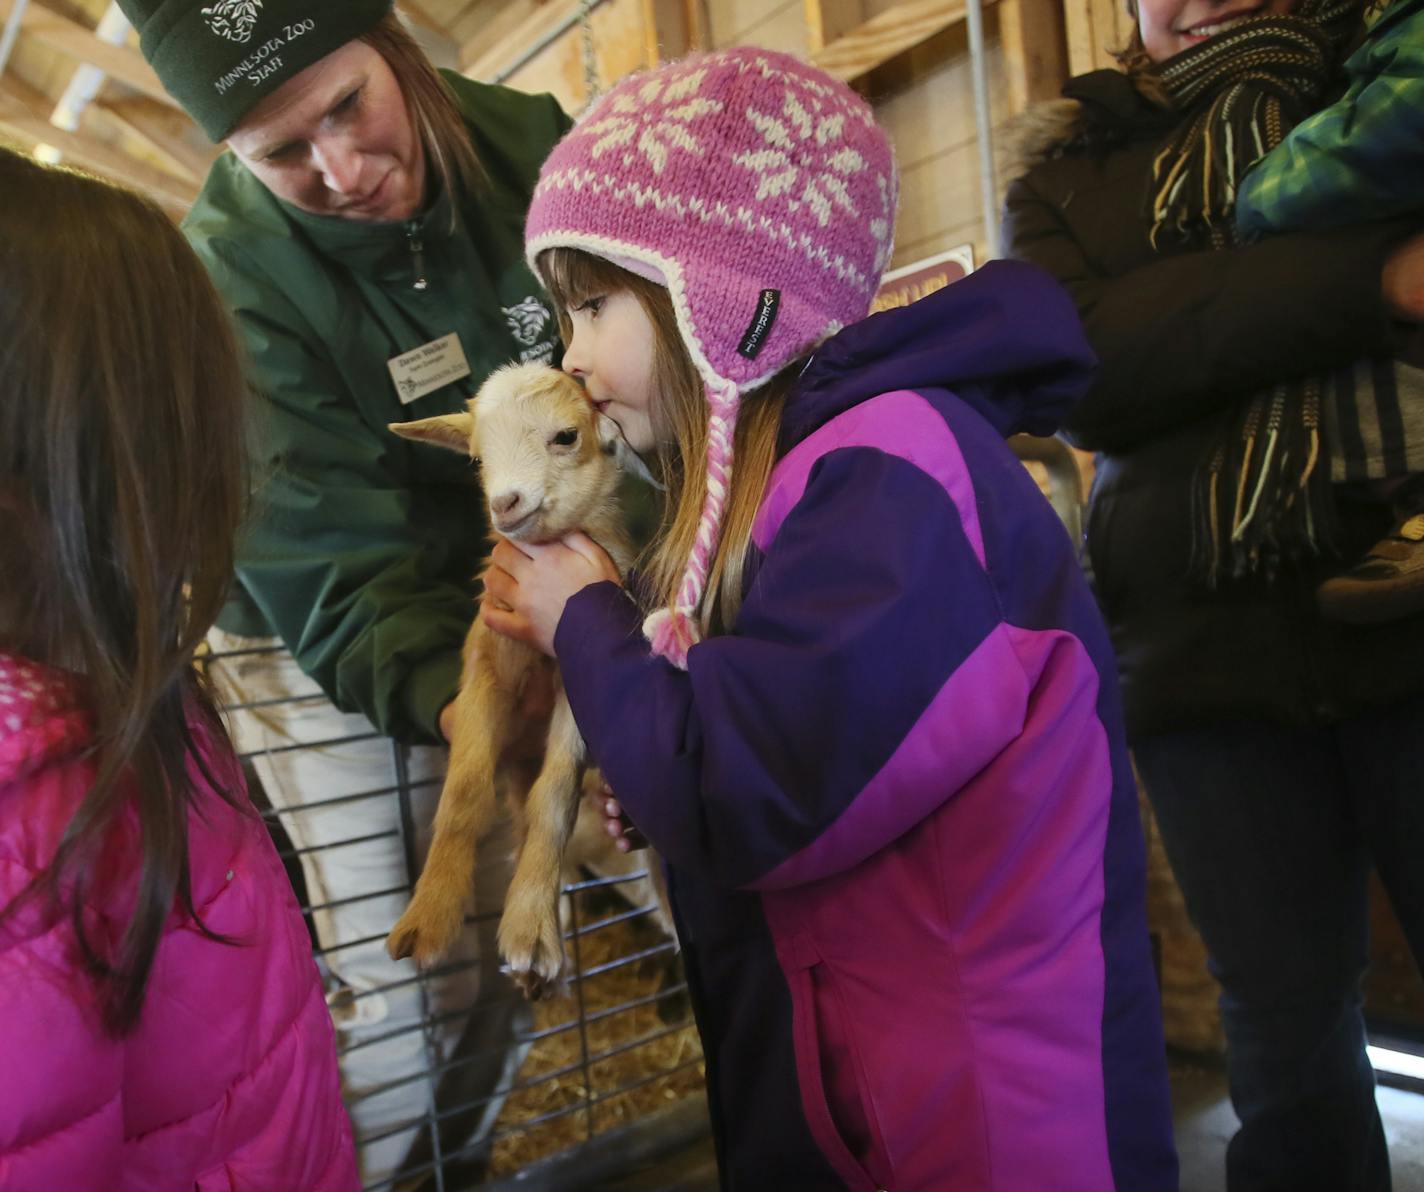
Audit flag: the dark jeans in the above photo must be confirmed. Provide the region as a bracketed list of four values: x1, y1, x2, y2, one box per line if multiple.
[1134, 693, 1424, 1192]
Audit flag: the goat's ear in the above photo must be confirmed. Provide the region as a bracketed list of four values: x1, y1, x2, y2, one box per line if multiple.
[596, 412, 663, 490]
[388, 413, 475, 454]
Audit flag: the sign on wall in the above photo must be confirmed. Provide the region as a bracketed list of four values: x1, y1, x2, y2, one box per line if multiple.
[871, 245, 975, 313]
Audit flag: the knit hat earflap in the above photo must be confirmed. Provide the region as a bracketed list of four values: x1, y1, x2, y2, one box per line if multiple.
[525, 48, 897, 668]
[116, 0, 393, 142]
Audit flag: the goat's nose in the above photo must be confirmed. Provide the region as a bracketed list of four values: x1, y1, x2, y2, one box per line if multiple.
[490, 490, 522, 517]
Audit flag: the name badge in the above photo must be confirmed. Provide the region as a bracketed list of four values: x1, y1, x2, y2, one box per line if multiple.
[387, 333, 472, 405]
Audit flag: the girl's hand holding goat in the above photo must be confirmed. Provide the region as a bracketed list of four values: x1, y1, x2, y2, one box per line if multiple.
[483, 532, 621, 657]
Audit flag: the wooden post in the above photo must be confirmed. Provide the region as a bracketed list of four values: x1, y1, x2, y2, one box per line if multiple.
[804, 0, 864, 54]
[999, 0, 1070, 112]
[641, 0, 708, 65]
[1065, 0, 1135, 75]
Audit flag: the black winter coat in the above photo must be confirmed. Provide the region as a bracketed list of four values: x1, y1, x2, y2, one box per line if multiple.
[1002, 69, 1424, 739]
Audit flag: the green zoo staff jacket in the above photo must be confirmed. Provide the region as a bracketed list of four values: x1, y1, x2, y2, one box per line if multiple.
[184, 73, 571, 744]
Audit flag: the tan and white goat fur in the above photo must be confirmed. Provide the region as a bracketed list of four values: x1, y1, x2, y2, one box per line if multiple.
[384, 363, 646, 998]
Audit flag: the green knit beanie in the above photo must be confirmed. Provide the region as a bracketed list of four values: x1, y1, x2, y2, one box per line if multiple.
[117, 0, 394, 142]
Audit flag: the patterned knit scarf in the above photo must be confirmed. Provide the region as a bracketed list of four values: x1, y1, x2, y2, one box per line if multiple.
[1145, 0, 1361, 584]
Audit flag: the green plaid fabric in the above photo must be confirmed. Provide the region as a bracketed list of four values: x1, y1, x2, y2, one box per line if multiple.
[1237, 0, 1424, 238]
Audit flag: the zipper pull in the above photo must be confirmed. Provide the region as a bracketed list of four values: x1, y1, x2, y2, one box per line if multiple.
[406, 219, 428, 292]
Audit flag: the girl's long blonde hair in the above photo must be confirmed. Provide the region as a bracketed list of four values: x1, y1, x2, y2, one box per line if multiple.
[539, 248, 797, 634]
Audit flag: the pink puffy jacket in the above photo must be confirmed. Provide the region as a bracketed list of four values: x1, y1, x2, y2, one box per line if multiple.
[0, 654, 358, 1191]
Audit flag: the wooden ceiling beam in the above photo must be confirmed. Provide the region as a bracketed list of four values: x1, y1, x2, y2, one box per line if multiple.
[0, 75, 197, 210]
[810, 0, 1000, 83]
[94, 94, 219, 182]
[0, 0, 180, 110]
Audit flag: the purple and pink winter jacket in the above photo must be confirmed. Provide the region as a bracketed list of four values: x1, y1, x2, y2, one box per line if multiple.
[0, 654, 358, 1191]
[555, 261, 1178, 1189]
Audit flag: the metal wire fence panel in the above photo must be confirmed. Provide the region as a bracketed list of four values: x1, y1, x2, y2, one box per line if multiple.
[202, 633, 706, 1191]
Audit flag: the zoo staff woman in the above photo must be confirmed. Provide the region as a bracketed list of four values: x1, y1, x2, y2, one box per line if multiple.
[116, 0, 572, 1180]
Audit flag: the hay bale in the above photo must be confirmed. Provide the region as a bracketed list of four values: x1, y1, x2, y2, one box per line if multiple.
[489, 888, 705, 1177]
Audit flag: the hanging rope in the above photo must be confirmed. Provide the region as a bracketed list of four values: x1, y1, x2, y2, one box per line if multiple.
[578, 0, 601, 112]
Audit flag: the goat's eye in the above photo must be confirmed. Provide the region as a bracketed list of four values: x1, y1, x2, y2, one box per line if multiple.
[551, 428, 578, 447]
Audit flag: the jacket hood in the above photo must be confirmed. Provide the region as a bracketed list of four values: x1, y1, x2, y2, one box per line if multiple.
[782, 259, 1097, 450]
[1001, 69, 1175, 180]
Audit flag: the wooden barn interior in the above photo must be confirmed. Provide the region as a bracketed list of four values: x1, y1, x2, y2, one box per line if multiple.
[3, 2, 1421, 1189]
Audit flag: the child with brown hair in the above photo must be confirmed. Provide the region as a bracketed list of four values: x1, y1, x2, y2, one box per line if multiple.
[0, 149, 356, 1189]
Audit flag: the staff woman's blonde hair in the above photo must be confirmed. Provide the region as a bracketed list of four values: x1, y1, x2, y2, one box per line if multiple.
[361, 15, 486, 213]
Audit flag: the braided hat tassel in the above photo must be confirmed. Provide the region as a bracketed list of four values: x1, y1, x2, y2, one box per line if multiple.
[643, 377, 742, 669]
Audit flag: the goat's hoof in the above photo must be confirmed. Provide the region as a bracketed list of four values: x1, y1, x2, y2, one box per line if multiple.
[508, 967, 554, 1001]
[498, 904, 566, 1001]
[387, 896, 463, 967]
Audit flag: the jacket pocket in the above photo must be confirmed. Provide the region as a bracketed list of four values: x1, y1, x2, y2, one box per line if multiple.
[781, 937, 886, 1192]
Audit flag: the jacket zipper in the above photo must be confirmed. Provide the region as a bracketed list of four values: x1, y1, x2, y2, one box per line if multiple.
[406, 218, 428, 292]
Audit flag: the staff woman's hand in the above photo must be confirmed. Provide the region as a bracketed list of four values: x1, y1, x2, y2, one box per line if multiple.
[481, 532, 621, 656]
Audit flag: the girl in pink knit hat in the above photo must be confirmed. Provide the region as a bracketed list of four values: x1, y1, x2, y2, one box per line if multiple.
[484, 47, 1177, 1189]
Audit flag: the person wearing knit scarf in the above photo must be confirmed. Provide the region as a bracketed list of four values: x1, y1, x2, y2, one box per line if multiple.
[1134, 0, 1363, 584]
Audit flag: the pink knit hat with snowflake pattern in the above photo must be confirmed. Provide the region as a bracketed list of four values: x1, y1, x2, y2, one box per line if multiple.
[525, 48, 897, 668]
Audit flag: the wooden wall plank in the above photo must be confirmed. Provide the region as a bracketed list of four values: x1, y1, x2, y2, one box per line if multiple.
[463, 0, 581, 79]
[1081, 0, 1133, 72]
[398, 0, 451, 34]
[500, 21, 585, 108]
[709, 0, 805, 52]
[492, 0, 650, 111]
[998, 0, 1067, 111]
[592, 0, 651, 90]
[804, 0, 864, 52]
[708, 0, 801, 48]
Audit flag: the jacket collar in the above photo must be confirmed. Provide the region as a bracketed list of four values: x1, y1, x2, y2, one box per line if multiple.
[277, 177, 461, 286]
[779, 259, 1096, 451]
[1002, 69, 1176, 178]
[0, 654, 86, 785]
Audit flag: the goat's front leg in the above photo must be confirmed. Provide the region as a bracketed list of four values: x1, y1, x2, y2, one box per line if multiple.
[387, 668, 510, 967]
[498, 692, 586, 1000]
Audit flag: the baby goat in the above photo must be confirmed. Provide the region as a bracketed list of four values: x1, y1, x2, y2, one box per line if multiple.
[385, 363, 643, 998]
